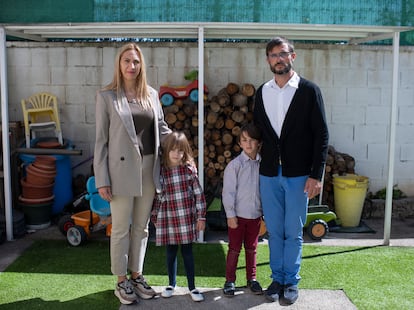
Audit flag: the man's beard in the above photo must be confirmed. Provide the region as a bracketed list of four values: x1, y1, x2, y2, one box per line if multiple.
[271, 63, 292, 75]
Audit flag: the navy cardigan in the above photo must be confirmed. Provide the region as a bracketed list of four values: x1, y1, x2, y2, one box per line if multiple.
[253, 77, 329, 181]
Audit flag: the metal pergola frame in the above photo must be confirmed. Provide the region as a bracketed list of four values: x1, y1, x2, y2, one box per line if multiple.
[1, 22, 413, 244]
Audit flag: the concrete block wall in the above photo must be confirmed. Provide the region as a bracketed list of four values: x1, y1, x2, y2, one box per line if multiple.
[5, 41, 414, 195]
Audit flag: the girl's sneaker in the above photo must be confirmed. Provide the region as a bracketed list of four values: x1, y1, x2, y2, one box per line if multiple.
[161, 285, 175, 298]
[190, 289, 204, 302]
[114, 279, 138, 305]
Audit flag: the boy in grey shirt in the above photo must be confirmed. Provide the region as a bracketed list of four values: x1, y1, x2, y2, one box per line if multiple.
[222, 123, 263, 297]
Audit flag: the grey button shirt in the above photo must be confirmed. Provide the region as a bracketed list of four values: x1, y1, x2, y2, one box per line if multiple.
[222, 151, 262, 219]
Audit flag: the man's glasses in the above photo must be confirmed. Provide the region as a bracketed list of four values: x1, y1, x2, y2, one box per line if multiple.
[268, 52, 292, 59]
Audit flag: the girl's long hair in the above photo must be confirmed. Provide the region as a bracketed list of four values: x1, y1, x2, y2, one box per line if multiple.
[162, 131, 195, 168]
[103, 43, 152, 109]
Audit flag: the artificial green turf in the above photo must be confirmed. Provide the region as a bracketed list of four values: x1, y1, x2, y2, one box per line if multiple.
[1, 240, 413, 309]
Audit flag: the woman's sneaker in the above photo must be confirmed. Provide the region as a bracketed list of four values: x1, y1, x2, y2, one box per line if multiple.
[114, 279, 138, 305]
[130, 275, 156, 299]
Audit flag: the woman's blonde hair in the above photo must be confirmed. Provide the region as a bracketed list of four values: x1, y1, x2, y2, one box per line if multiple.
[103, 43, 152, 109]
[162, 131, 195, 167]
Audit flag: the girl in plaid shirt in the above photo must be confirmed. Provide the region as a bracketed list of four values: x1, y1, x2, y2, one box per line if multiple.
[151, 131, 206, 302]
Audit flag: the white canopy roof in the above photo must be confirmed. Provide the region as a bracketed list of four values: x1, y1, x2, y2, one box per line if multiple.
[1, 22, 414, 244]
[2, 22, 413, 43]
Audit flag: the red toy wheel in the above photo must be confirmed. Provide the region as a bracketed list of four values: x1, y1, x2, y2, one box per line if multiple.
[57, 214, 74, 236]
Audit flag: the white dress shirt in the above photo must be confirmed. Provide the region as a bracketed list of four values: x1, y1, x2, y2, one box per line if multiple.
[262, 73, 300, 137]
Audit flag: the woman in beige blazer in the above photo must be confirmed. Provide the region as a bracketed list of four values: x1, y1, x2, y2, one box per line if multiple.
[94, 43, 171, 305]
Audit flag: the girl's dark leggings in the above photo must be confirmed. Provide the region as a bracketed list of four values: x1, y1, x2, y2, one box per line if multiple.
[166, 243, 195, 291]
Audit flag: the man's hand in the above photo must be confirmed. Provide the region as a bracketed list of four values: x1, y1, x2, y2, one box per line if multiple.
[304, 178, 322, 200]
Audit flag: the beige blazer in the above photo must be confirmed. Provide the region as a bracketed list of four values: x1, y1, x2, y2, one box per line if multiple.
[93, 86, 171, 196]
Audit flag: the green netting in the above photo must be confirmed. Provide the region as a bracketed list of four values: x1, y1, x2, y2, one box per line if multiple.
[0, 0, 408, 26]
[0, 0, 94, 23]
[93, 0, 405, 25]
[0, 0, 413, 44]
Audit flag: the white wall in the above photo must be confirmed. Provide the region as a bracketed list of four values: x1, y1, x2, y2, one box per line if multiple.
[5, 41, 414, 195]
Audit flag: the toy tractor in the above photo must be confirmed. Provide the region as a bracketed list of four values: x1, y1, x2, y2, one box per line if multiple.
[304, 205, 337, 240]
[258, 205, 337, 241]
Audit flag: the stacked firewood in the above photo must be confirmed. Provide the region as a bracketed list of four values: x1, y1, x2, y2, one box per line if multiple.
[162, 98, 200, 157]
[320, 145, 356, 211]
[160, 82, 256, 196]
[203, 82, 256, 193]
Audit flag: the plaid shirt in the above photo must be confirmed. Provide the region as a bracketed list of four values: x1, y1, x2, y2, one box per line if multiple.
[151, 164, 206, 246]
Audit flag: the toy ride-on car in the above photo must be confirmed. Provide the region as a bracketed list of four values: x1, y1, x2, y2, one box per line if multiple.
[66, 176, 112, 246]
[159, 79, 208, 106]
[304, 205, 337, 240]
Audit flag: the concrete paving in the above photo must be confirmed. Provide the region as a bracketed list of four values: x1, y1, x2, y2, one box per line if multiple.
[1, 217, 413, 309]
[120, 286, 357, 310]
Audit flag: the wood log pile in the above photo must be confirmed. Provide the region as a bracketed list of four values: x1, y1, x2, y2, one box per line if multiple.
[320, 145, 356, 211]
[162, 98, 200, 157]
[203, 82, 256, 194]
[161, 82, 256, 196]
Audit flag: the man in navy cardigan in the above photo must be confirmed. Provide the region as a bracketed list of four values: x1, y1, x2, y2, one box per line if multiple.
[253, 36, 329, 304]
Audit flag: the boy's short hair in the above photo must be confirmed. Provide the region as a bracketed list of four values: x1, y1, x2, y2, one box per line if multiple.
[237, 123, 261, 143]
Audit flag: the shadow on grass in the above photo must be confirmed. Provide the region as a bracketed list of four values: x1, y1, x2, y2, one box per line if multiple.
[0, 290, 118, 310]
[253, 245, 381, 269]
[302, 245, 382, 259]
[4, 240, 227, 277]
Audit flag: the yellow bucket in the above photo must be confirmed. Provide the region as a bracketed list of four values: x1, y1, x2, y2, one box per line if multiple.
[332, 174, 369, 227]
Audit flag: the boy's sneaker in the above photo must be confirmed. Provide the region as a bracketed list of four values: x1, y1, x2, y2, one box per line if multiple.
[130, 275, 156, 299]
[283, 284, 299, 304]
[247, 279, 263, 295]
[114, 279, 138, 305]
[265, 281, 283, 302]
[223, 281, 235, 297]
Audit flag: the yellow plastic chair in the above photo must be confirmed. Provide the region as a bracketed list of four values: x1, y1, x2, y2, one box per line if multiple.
[21, 92, 63, 148]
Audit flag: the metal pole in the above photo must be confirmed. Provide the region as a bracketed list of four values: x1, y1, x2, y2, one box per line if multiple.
[197, 26, 204, 189]
[0, 27, 14, 241]
[197, 26, 205, 243]
[383, 32, 400, 246]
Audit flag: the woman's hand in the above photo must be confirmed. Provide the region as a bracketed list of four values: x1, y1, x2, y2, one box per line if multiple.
[98, 186, 113, 202]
